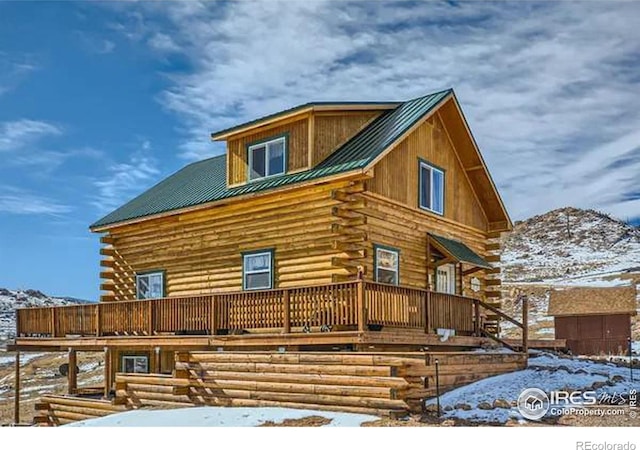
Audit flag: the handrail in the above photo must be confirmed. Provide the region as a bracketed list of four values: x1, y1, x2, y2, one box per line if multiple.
[15, 280, 526, 352]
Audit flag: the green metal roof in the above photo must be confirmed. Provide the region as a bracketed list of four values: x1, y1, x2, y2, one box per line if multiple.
[210, 101, 400, 139]
[91, 89, 452, 229]
[429, 233, 492, 269]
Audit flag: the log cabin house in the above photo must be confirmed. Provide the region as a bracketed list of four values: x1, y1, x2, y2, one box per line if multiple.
[10, 89, 530, 423]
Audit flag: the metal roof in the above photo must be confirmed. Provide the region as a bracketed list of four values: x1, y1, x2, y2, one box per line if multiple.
[429, 233, 492, 269]
[91, 89, 452, 230]
[210, 101, 400, 140]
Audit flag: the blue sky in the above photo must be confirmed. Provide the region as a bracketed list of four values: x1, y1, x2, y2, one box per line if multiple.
[0, 1, 639, 300]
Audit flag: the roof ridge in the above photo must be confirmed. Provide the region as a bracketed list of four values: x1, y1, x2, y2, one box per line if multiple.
[404, 87, 453, 104]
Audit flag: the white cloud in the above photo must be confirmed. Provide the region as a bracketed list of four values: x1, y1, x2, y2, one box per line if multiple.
[0, 53, 39, 97]
[92, 152, 160, 213]
[0, 186, 72, 215]
[0, 119, 62, 152]
[115, 1, 640, 221]
[147, 32, 180, 53]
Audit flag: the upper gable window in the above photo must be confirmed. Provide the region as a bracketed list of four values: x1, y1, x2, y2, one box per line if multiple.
[419, 160, 444, 215]
[248, 136, 286, 181]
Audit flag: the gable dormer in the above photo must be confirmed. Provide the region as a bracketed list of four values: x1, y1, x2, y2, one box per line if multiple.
[211, 103, 396, 187]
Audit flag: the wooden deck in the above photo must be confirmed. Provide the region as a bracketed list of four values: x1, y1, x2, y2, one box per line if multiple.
[13, 281, 523, 351]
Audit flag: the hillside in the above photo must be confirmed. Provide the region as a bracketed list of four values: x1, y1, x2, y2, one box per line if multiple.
[499, 207, 640, 340]
[0, 288, 89, 341]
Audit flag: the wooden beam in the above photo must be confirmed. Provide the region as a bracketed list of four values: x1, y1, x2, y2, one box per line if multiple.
[462, 266, 484, 276]
[154, 347, 161, 374]
[522, 295, 529, 356]
[68, 349, 77, 395]
[485, 254, 501, 263]
[485, 242, 501, 251]
[100, 247, 116, 257]
[100, 235, 116, 245]
[103, 347, 111, 399]
[14, 351, 20, 425]
[464, 165, 484, 172]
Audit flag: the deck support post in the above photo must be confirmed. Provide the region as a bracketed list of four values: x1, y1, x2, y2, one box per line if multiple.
[68, 348, 77, 395]
[154, 347, 161, 373]
[522, 295, 529, 357]
[14, 351, 20, 425]
[103, 347, 111, 399]
[356, 279, 365, 332]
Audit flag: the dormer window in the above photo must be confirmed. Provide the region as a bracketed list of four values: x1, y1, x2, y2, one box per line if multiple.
[248, 135, 286, 181]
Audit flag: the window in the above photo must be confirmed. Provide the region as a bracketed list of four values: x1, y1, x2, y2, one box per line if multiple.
[121, 355, 149, 374]
[243, 250, 273, 290]
[375, 245, 399, 285]
[248, 136, 286, 181]
[419, 161, 444, 215]
[136, 271, 164, 299]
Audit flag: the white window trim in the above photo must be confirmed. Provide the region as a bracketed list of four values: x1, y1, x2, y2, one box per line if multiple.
[419, 161, 444, 215]
[248, 136, 286, 181]
[135, 271, 164, 300]
[243, 251, 273, 290]
[375, 246, 399, 285]
[121, 355, 149, 373]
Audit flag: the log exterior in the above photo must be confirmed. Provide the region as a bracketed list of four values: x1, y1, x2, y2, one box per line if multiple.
[97, 101, 507, 306]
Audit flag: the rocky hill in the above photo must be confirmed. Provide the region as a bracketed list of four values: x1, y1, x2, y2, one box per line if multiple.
[502, 207, 640, 284]
[0, 288, 89, 341]
[499, 207, 640, 340]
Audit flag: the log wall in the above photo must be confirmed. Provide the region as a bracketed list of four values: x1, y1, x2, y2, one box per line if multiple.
[100, 180, 359, 301]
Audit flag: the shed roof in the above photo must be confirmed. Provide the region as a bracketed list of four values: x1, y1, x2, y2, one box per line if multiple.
[547, 286, 638, 317]
[428, 233, 492, 269]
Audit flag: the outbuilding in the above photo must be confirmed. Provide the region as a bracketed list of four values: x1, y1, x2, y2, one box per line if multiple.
[548, 286, 637, 355]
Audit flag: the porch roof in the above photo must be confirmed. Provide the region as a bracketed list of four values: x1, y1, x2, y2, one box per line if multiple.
[428, 233, 492, 269]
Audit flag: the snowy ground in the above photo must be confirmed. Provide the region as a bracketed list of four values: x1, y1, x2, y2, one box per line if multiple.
[66, 407, 378, 427]
[0, 352, 44, 367]
[425, 352, 639, 424]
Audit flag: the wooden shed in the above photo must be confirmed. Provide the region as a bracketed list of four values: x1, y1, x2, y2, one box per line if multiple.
[548, 286, 638, 355]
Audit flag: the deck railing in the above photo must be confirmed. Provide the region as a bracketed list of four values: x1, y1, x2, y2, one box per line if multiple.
[16, 281, 482, 338]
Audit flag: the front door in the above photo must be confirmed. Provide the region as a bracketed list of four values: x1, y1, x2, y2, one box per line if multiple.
[436, 264, 456, 294]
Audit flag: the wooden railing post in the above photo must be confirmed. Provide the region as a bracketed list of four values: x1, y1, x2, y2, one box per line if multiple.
[95, 304, 101, 337]
[357, 280, 365, 332]
[51, 308, 58, 338]
[210, 295, 218, 335]
[522, 294, 529, 356]
[473, 299, 480, 336]
[283, 289, 291, 334]
[424, 291, 431, 334]
[147, 300, 153, 336]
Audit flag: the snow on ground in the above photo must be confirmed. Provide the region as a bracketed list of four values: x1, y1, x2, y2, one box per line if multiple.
[0, 352, 44, 367]
[425, 352, 638, 424]
[66, 406, 378, 427]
